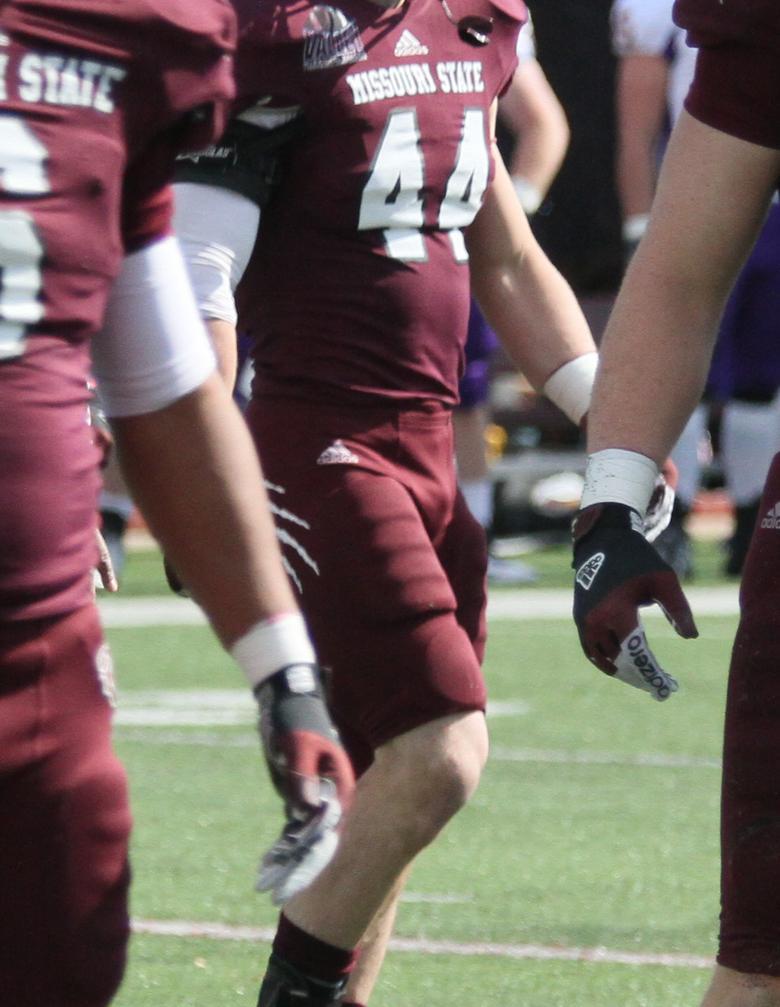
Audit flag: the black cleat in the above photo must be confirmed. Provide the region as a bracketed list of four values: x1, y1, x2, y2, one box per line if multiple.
[257, 954, 347, 1007]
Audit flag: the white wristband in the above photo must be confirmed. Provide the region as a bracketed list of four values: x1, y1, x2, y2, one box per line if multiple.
[622, 213, 650, 244]
[231, 612, 317, 690]
[543, 352, 598, 426]
[580, 448, 659, 515]
[511, 176, 543, 216]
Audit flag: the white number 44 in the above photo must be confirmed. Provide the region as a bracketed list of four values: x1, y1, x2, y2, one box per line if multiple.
[358, 107, 489, 264]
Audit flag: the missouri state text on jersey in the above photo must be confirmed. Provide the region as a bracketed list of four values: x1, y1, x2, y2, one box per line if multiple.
[233, 0, 527, 408]
[345, 59, 487, 104]
[0, 44, 126, 111]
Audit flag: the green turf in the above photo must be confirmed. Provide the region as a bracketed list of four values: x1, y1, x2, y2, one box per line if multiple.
[116, 545, 171, 596]
[107, 595, 735, 1005]
[116, 533, 735, 596]
[116, 936, 711, 1006]
[490, 535, 733, 589]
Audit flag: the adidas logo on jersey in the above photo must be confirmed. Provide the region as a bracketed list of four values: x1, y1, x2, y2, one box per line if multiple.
[317, 440, 360, 465]
[576, 552, 605, 591]
[394, 30, 429, 57]
[761, 503, 780, 530]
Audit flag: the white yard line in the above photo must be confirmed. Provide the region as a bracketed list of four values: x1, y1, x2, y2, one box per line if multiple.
[98, 585, 740, 628]
[490, 747, 721, 770]
[132, 918, 712, 969]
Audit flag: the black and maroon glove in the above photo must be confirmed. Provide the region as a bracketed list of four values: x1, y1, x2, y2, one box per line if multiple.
[572, 502, 698, 701]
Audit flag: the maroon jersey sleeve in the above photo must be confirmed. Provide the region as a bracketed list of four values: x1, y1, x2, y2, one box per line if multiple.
[674, 0, 780, 148]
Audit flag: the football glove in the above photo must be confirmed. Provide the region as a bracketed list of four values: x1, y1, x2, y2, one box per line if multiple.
[643, 459, 677, 543]
[255, 664, 354, 903]
[256, 778, 342, 905]
[572, 502, 697, 700]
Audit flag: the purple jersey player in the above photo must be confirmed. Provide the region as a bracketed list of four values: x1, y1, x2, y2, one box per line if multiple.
[173, 0, 602, 1002]
[572, 2, 780, 1005]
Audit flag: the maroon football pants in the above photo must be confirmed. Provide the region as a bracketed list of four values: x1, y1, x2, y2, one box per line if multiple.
[0, 605, 131, 1006]
[719, 451, 780, 975]
[246, 396, 488, 776]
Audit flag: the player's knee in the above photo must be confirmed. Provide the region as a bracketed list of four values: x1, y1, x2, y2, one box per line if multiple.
[379, 712, 487, 847]
[441, 710, 489, 805]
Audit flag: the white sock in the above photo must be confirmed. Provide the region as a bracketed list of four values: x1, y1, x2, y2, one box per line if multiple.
[670, 405, 707, 509]
[722, 400, 779, 505]
[460, 478, 493, 529]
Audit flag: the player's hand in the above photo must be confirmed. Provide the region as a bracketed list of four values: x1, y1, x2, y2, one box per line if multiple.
[254, 664, 354, 902]
[93, 529, 119, 593]
[572, 502, 698, 700]
[256, 778, 342, 905]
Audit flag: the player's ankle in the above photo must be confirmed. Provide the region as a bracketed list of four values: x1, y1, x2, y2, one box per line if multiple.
[258, 914, 357, 1006]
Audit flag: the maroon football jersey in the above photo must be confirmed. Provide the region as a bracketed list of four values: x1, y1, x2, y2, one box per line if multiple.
[673, 0, 780, 148]
[0, 0, 235, 620]
[235, 0, 527, 407]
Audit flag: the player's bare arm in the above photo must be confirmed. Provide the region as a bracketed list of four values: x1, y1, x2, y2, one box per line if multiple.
[466, 108, 596, 417]
[499, 56, 569, 207]
[589, 111, 780, 464]
[615, 51, 667, 225]
[111, 375, 295, 643]
[572, 115, 780, 701]
[92, 234, 354, 893]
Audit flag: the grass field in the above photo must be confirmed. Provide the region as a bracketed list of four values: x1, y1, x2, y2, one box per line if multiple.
[105, 538, 737, 1006]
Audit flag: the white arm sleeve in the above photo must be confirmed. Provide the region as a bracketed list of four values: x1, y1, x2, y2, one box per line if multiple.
[92, 236, 216, 418]
[516, 13, 536, 62]
[611, 0, 672, 57]
[173, 182, 261, 325]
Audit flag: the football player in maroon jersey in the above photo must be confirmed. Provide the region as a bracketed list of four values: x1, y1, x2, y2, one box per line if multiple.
[571, 2, 780, 1005]
[170, 0, 623, 1002]
[0, 2, 352, 1003]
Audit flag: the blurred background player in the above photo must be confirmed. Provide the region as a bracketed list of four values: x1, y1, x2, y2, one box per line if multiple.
[172, 0, 606, 1001]
[0, 2, 352, 1004]
[571, 0, 780, 1003]
[454, 12, 571, 584]
[612, 0, 780, 578]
